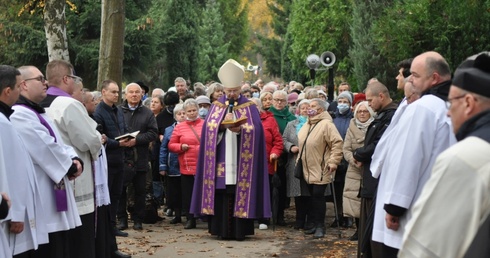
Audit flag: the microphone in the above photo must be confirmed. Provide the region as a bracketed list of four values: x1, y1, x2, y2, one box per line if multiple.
[227, 99, 235, 113]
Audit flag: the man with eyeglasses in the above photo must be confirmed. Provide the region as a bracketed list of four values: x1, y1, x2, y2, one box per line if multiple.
[40, 60, 103, 258]
[10, 65, 85, 257]
[191, 59, 271, 240]
[368, 52, 456, 257]
[0, 65, 52, 257]
[399, 52, 490, 258]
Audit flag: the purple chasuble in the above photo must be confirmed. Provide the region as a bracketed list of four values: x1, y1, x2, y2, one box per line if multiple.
[190, 95, 271, 219]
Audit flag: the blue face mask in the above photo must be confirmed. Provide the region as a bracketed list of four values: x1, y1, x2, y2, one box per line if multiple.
[338, 103, 350, 114]
[199, 107, 208, 118]
[252, 92, 259, 98]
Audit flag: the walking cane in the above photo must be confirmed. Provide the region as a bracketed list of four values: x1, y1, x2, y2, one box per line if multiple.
[330, 174, 342, 238]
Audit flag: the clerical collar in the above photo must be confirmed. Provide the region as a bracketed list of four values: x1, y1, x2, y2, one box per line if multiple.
[16, 95, 46, 114]
[0, 100, 13, 119]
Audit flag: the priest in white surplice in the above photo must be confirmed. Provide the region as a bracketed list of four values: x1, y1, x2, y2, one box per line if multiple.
[399, 52, 490, 258]
[369, 52, 456, 256]
[11, 66, 82, 258]
[40, 59, 102, 258]
[0, 65, 49, 256]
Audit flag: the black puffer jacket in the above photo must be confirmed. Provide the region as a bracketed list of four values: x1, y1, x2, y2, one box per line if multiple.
[354, 102, 398, 198]
[119, 100, 158, 171]
[94, 101, 126, 167]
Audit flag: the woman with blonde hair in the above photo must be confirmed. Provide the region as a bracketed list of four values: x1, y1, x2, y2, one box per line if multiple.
[342, 101, 374, 241]
[206, 82, 224, 102]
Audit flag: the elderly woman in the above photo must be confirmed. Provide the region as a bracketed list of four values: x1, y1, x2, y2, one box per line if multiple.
[169, 99, 204, 229]
[342, 101, 374, 241]
[206, 82, 224, 102]
[150, 95, 166, 204]
[268, 90, 297, 225]
[251, 98, 283, 229]
[159, 104, 185, 224]
[282, 99, 311, 230]
[259, 91, 273, 111]
[298, 98, 343, 238]
[332, 90, 355, 228]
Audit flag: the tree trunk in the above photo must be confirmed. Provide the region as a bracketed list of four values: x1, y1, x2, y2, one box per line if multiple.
[97, 0, 125, 94]
[44, 0, 70, 61]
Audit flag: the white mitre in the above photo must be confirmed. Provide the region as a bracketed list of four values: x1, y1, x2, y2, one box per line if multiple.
[218, 59, 245, 89]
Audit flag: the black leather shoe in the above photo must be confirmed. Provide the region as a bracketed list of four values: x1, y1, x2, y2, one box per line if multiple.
[165, 209, 174, 217]
[114, 228, 129, 237]
[117, 218, 128, 230]
[133, 222, 143, 230]
[330, 219, 342, 228]
[349, 230, 358, 241]
[304, 227, 316, 235]
[313, 227, 324, 239]
[112, 250, 131, 258]
[276, 218, 287, 226]
[184, 219, 196, 229]
[170, 216, 181, 224]
[344, 217, 354, 228]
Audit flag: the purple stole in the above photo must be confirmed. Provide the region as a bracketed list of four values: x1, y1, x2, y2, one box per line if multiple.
[194, 96, 270, 219]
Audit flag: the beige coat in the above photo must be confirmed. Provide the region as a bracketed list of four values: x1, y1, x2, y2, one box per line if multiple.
[298, 112, 343, 185]
[342, 119, 365, 218]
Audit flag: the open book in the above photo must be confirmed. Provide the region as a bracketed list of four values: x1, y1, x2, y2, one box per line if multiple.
[115, 130, 140, 141]
[220, 117, 248, 129]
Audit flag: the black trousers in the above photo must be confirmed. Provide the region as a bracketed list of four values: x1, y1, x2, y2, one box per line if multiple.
[307, 184, 328, 228]
[181, 174, 195, 220]
[118, 170, 146, 222]
[166, 176, 182, 210]
[108, 165, 125, 226]
[95, 205, 118, 258]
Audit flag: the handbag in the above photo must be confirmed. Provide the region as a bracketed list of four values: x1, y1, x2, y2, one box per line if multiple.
[294, 123, 318, 179]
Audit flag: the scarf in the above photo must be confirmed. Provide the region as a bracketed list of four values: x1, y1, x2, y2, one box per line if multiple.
[355, 117, 374, 133]
[296, 115, 308, 133]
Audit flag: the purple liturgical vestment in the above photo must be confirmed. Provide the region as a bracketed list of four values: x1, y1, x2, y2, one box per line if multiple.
[190, 95, 271, 219]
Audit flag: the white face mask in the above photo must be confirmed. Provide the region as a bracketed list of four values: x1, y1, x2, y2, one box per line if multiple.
[338, 103, 350, 114]
[198, 107, 208, 118]
[252, 92, 259, 98]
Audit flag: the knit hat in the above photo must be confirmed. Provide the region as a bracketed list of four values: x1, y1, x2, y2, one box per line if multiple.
[338, 91, 353, 104]
[287, 92, 299, 103]
[196, 95, 211, 105]
[353, 93, 366, 106]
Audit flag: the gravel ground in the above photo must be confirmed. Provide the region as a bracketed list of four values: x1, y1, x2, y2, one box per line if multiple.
[117, 203, 358, 257]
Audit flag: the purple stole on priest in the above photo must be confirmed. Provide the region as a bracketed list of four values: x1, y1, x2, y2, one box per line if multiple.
[191, 96, 271, 219]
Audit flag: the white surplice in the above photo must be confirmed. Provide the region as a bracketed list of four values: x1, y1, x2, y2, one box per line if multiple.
[0, 135, 12, 258]
[11, 105, 81, 233]
[371, 95, 456, 249]
[45, 97, 102, 215]
[399, 137, 490, 258]
[0, 113, 49, 255]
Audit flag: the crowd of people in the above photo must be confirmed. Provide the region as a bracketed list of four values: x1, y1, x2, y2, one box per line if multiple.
[1, 51, 490, 258]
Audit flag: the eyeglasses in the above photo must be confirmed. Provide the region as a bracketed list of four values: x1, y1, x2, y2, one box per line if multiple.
[24, 76, 46, 83]
[289, 102, 297, 106]
[357, 110, 369, 114]
[273, 98, 287, 103]
[445, 94, 466, 109]
[66, 75, 83, 84]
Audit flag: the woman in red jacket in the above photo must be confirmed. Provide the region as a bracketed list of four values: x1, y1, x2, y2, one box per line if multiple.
[169, 99, 204, 229]
[251, 97, 283, 230]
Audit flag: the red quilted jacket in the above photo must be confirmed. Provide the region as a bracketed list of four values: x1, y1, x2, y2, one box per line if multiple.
[168, 118, 204, 175]
[260, 111, 284, 175]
